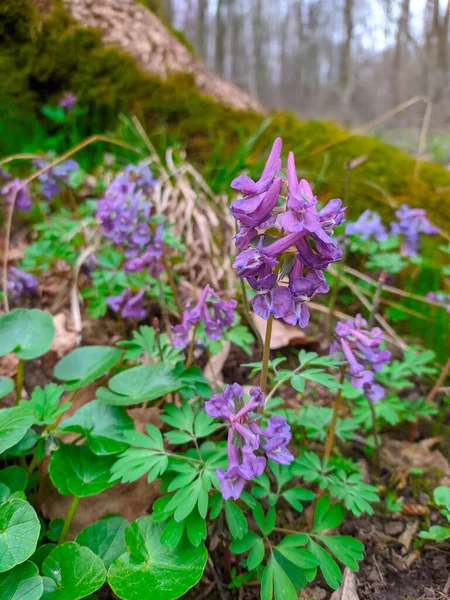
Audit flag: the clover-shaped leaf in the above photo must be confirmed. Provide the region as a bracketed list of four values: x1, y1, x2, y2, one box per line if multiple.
[49, 444, 117, 497]
[0, 309, 55, 360]
[54, 346, 122, 390]
[108, 516, 207, 600]
[0, 499, 40, 572]
[61, 400, 134, 455]
[0, 561, 43, 600]
[41, 542, 106, 599]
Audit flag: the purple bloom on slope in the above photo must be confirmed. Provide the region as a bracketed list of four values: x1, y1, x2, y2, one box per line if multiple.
[345, 210, 388, 242]
[231, 138, 282, 196]
[107, 289, 147, 320]
[231, 178, 282, 229]
[391, 204, 439, 256]
[7, 267, 38, 299]
[248, 273, 291, 321]
[59, 92, 77, 111]
[33, 159, 79, 200]
[282, 257, 329, 327]
[1, 179, 32, 212]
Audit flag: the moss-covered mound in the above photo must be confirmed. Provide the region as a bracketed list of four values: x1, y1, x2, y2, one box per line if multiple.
[1, 0, 450, 229]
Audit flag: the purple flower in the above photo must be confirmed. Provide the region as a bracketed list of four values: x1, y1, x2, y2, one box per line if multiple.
[391, 204, 438, 256]
[33, 158, 79, 200]
[332, 314, 391, 401]
[107, 289, 147, 320]
[427, 291, 450, 313]
[206, 385, 293, 499]
[1, 179, 32, 212]
[345, 210, 388, 242]
[173, 285, 237, 349]
[231, 178, 282, 229]
[231, 138, 282, 196]
[59, 92, 77, 111]
[283, 258, 329, 327]
[248, 274, 292, 321]
[7, 267, 38, 298]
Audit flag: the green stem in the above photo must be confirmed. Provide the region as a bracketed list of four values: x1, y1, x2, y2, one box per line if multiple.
[323, 368, 346, 459]
[15, 359, 24, 404]
[326, 247, 347, 339]
[162, 254, 183, 318]
[59, 496, 80, 544]
[259, 314, 274, 395]
[185, 323, 198, 369]
[368, 399, 381, 475]
[239, 278, 263, 353]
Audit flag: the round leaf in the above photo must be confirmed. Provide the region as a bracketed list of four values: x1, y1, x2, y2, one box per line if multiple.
[49, 444, 117, 497]
[61, 401, 134, 455]
[0, 499, 40, 572]
[75, 516, 128, 569]
[0, 561, 43, 600]
[0, 466, 28, 502]
[0, 405, 35, 455]
[41, 542, 106, 599]
[108, 516, 207, 600]
[0, 309, 55, 360]
[0, 377, 14, 400]
[97, 364, 182, 406]
[54, 346, 122, 390]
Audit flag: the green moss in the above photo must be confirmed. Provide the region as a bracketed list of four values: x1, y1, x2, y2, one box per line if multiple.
[1, 0, 450, 230]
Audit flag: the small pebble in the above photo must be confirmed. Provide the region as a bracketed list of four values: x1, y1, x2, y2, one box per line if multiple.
[384, 520, 404, 536]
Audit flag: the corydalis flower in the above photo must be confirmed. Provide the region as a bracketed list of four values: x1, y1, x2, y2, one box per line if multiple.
[331, 314, 391, 401]
[345, 210, 388, 242]
[206, 384, 293, 500]
[230, 138, 345, 329]
[59, 92, 77, 111]
[173, 285, 237, 349]
[1, 179, 32, 212]
[33, 158, 79, 201]
[391, 204, 438, 256]
[108, 288, 147, 320]
[426, 291, 450, 313]
[7, 267, 38, 299]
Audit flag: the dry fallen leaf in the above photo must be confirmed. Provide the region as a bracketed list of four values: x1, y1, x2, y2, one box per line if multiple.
[203, 340, 231, 384]
[252, 312, 307, 350]
[398, 520, 419, 554]
[381, 438, 450, 486]
[49, 313, 79, 358]
[330, 568, 360, 600]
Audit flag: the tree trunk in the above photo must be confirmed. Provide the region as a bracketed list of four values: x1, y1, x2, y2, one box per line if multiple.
[215, 0, 226, 76]
[340, 0, 354, 88]
[196, 0, 208, 61]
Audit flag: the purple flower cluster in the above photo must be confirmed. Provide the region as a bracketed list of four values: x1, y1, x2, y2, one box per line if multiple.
[7, 267, 38, 299]
[59, 92, 77, 111]
[331, 314, 391, 401]
[391, 204, 439, 256]
[231, 138, 345, 327]
[107, 289, 146, 320]
[33, 159, 79, 201]
[205, 384, 293, 500]
[426, 291, 450, 313]
[173, 285, 237, 348]
[1, 178, 32, 213]
[345, 210, 388, 242]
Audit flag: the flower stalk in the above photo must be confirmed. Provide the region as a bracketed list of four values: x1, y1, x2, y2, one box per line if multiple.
[259, 314, 274, 394]
[59, 495, 80, 544]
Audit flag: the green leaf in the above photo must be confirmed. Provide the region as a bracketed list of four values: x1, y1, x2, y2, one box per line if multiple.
[96, 363, 182, 406]
[0, 405, 35, 455]
[292, 369, 342, 393]
[0, 309, 55, 360]
[108, 516, 207, 600]
[434, 486, 450, 511]
[75, 516, 128, 569]
[230, 532, 260, 554]
[41, 542, 106, 599]
[308, 539, 342, 590]
[24, 384, 69, 426]
[419, 525, 450, 541]
[0, 377, 14, 400]
[46, 520, 63, 543]
[275, 546, 319, 569]
[261, 555, 298, 600]
[31, 544, 56, 571]
[161, 519, 185, 548]
[328, 471, 379, 516]
[278, 534, 309, 548]
[261, 557, 274, 600]
[281, 487, 315, 512]
[186, 509, 207, 547]
[61, 400, 134, 455]
[319, 536, 364, 570]
[54, 346, 122, 390]
[0, 561, 43, 600]
[313, 496, 345, 531]
[247, 538, 265, 570]
[225, 500, 248, 540]
[49, 444, 117, 497]
[0, 466, 28, 501]
[0, 499, 40, 572]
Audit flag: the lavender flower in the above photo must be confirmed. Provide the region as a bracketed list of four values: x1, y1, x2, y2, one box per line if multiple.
[33, 159, 79, 200]
[1, 179, 32, 212]
[390, 204, 439, 256]
[230, 138, 345, 328]
[7, 267, 38, 298]
[332, 314, 391, 401]
[427, 291, 450, 313]
[107, 289, 147, 320]
[345, 210, 388, 242]
[59, 92, 77, 111]
[206, 384, 293, 500]
[173, 285, 237, 349]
